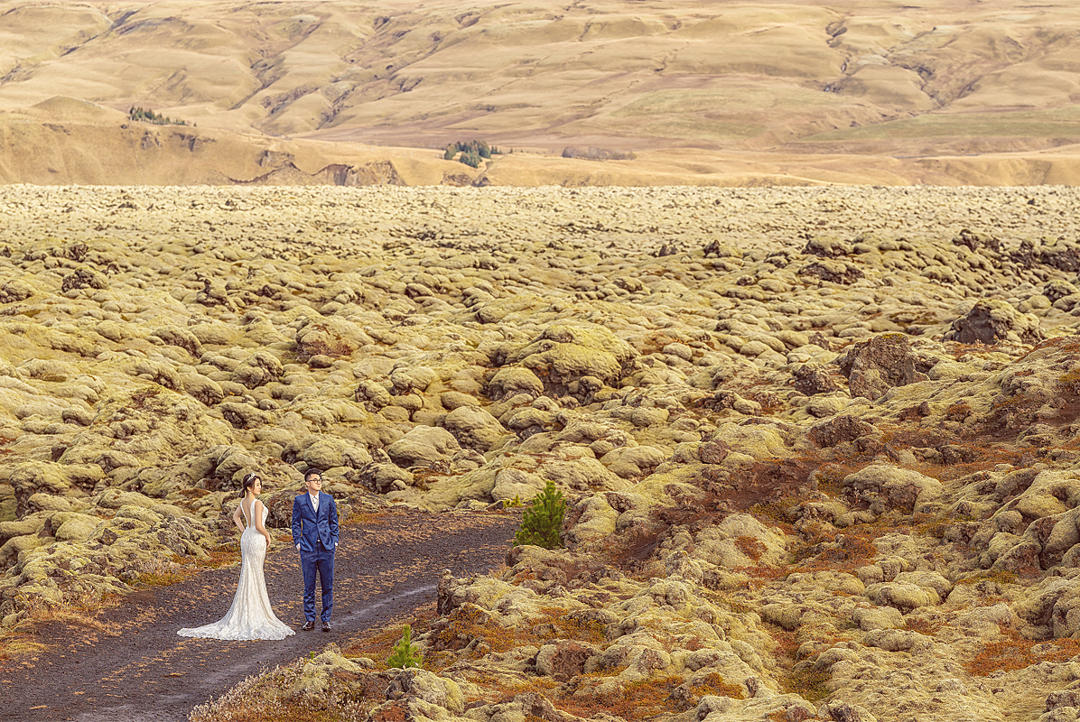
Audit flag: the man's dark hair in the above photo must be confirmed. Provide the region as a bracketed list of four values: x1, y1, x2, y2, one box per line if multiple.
[305, 468, 322, 480]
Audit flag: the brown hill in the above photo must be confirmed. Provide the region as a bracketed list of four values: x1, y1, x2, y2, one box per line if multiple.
[0, 0, 1079, 185]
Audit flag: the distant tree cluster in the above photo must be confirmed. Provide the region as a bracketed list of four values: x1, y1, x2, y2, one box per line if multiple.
[443, 139, 501, 168]
[128, 106, 187, 126]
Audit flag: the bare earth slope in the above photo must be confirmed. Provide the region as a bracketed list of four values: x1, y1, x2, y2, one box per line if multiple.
[1, 0, 1079, 185]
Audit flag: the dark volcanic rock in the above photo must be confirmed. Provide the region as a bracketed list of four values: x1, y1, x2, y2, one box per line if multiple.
[1046, 691, 1080, 713]
[792, 363, 842, 396]
[1044, 279, 1077, 303]
[802, 237, 853, 258]
[698, 440, 731, 464]
[809, 414, 876, 448]
[798, 259, 864, 285]
[952, 228, 1000, 253]
[536, 639, 596, 681]
[943, 299, 1044, 345]
[1009, 238, 1038, 268]
[0, 279, 33, 303]
[1039, 240, 1080, 272]
[61, 267, 107, 292]
[836, 333, 927, 400]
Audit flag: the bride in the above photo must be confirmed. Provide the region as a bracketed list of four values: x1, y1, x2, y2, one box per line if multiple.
[178, 473, 294, 641]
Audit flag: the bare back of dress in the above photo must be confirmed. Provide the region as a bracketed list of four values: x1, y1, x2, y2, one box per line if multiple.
[177, 498, 294, 641]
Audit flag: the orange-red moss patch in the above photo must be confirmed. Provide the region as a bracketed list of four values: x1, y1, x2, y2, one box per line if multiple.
[966, 625, 1080, 676]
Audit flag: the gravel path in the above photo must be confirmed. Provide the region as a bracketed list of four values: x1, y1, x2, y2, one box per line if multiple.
[0, 508, 518, 722]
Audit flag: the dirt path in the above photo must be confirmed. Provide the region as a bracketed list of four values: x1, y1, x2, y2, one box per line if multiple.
[0, 508, 518, 722]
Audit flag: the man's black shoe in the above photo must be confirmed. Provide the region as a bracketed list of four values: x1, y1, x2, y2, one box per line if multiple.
[301, 620, 315, 631]
[321, 621, 331, 632]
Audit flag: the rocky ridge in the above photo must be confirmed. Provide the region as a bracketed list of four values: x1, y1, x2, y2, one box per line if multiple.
[2, 185, 1080, 721]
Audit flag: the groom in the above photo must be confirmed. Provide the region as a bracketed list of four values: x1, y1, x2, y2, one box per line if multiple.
[291, 468, 339, 632]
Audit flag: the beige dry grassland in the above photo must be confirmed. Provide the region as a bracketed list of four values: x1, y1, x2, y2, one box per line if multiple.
[0, 0, 1079, 185]
[1, 184, 1080, 721]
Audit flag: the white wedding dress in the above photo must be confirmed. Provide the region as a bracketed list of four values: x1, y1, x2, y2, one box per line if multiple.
[178, 499, 294, 641]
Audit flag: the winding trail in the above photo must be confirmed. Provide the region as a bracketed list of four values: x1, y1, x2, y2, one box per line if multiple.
[0, 508, 518, 722]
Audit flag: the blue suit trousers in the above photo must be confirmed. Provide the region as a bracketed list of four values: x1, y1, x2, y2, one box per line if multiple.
[301, 542, 334, 623]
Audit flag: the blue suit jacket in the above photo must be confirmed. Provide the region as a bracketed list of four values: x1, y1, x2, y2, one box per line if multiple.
[291, 491, 339, 553]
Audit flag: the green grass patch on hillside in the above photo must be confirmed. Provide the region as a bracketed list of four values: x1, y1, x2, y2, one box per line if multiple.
[805, 106, 1080, 141]
[611, 87, 835, 140]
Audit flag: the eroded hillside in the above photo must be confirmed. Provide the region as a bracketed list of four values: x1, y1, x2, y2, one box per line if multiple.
[1, 0, 1080, 184]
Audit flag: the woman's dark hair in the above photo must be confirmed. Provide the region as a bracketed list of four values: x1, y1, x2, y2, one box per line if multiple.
[242, 472, 260, 496]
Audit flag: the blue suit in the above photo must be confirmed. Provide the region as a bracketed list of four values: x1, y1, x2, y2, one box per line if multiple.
[291, 491, 339, 623]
